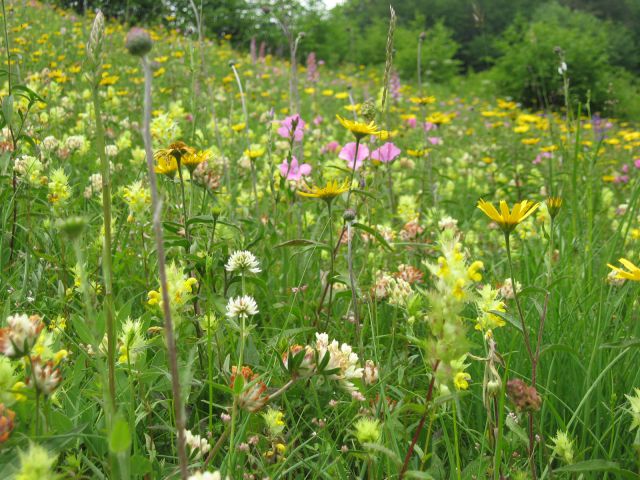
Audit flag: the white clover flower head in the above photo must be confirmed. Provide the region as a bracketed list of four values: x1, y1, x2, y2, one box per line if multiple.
[225, 250, 261, 274]
[187, 471, 222, 480]
[184, 429, 211, 457]
[226, 295, 259, 319]
[363, 360, 379, 385]
[0, 314, 44, 358]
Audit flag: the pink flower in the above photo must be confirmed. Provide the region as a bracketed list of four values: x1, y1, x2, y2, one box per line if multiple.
[371, 142, 401, 164]
[427, 137, 442, 145]
[406, 117, 417, 128]
[339, 142, 369, 170]
[277, 114, 306, 142]
[533, 151, 553, 165]
[621, 163, 629, 174]
[634, 158, 640, 169]
[279, 156, 311, 181]
[423, 122, 437, 132]
[322, 141, 341, 154]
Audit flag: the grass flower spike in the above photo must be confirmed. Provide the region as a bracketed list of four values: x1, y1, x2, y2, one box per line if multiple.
[477, 199, 540, 234]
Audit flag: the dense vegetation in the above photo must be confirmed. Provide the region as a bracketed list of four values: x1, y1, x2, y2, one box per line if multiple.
[56, 0, 640, 116]
[1, 0, 640, 479]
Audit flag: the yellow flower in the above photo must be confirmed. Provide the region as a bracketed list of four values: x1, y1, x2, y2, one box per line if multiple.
[607, 258, 640, 282]
[409, 95, 436, 105]
[407, 149, 427, 157]
[182, 149, 211, 172]
[154, 155, 178, 177]
[244, 146, 265, 159]
[154, 141, 196, 176]
[231, 122, 246, 132]
[546, 197, 562, 219]
[297, 179, 351, 201]
[477, 199, 540, 234]
[336, 114, 379, 140]
[454, 371, 471, 390]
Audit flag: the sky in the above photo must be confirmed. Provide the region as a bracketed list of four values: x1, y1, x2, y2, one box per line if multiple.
[321, 0, 343, 8]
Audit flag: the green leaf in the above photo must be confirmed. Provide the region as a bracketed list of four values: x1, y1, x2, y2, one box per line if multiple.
[488, 309, 523, 333]
[275, 239, 330, 251]
[2, 94, 14, 128]
[554, 460, 637, 478]
[13, 84, 45, 103]
[130, 455, 152, 475]
[232, 372, 245, 395]
[109, 417, 131, 454]
[352, 222, 394, 251]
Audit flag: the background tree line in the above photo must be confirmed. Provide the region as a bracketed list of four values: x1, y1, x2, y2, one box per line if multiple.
[55, 0, 640, 116]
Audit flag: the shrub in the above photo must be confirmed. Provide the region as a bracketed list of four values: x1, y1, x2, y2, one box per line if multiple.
[491, 2, 636, 114]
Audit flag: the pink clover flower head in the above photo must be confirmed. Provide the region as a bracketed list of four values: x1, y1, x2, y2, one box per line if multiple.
[279, 156, 311, 181]
[322, 141, 341, 154]
[371, 142, 401, 164]
[277, 114, 306, 142]
[339, 142, 369, 170]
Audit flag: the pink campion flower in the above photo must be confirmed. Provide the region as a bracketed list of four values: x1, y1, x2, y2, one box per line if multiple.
[339, 142, 370, 170]
[280, 156, 311, 181]
[322, 141, 340, 154]
[313, 115, 323, 126]
[423, 122, 437, 132]
[634, 158, 640, 169]
[406, 117, 417, 128]
[371, 142, 401, 164]
[533, 151, 553, 165]
[621, 164, 629, 174]
[277, 114, 306, 142]
[427, 137, 442, 145]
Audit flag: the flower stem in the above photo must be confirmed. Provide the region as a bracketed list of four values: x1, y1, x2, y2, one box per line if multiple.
[346, 138, 361, 207]
[91, 78, 117, 414]
[504, 231, 537, 479]
[141, 56, 188, 480]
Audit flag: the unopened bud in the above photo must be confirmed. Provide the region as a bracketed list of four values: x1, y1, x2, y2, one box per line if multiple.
[343, 208, 356, 222]
[126, 27, 153, 57]
[57, 216, 87, 241]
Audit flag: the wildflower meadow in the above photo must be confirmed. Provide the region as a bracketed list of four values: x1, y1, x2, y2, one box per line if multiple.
[1, 1, 640, 478]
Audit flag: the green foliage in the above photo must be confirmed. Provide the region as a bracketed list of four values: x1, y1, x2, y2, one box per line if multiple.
[492, 2, 640, 114]
[394, 20, 461, 83]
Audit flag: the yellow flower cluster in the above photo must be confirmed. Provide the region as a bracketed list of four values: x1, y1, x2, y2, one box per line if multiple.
[148, 263, 198, 326]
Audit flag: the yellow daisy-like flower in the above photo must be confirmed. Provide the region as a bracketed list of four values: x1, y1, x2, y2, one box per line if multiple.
[244, 146, 265, 159]
[409, 95, 436, 105]
[477, 199, 540, 234]
[154, 155, 178, 177]
[607, 258, 640, 282]
[182, 149, 211, 172]
[154, 141, 195, 176]
[407, 148, 427, 157]
[297, 179, 351, 201]
[336, 114, 379, 140]
[154, 141, 195, 162]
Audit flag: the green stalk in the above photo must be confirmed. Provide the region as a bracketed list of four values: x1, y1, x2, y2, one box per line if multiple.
[91, 66, 117, 414]
[140, 55, 188, 480]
